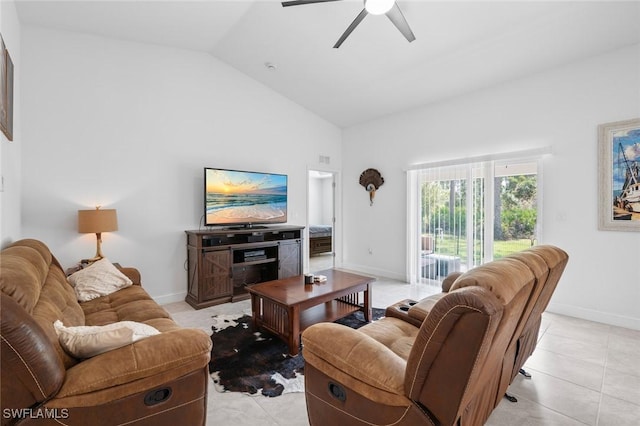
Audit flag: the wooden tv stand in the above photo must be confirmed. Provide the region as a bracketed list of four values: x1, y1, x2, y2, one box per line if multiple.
[185, 225, 304, 309]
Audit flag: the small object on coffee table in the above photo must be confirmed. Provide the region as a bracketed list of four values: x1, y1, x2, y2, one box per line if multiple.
[313, 274, 327, 283]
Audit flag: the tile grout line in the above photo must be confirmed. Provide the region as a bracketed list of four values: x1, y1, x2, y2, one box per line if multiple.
[594, 326, 612, 426]
[523, 315, 602, 425]
[506, 378, 592, 426]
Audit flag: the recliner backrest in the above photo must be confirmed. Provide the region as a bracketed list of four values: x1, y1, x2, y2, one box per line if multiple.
[427, 257, 535, 425]
[493, 249, 550, 404]
[518, 245, 568, 326]
[508, 246, 569, 380]
[404, 286, 504, 425]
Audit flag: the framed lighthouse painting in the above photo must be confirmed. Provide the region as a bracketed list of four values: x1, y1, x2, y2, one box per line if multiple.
[598, 118, 640, 231]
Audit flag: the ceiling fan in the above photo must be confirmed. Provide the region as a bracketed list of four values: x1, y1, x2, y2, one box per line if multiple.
[281, 0, 416, 48]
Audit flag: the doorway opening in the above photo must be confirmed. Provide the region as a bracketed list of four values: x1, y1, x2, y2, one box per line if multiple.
[308, 169, 336, 272]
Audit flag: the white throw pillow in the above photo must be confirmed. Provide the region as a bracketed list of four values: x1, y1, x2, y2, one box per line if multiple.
[53, 320, 160, 358]
[67, 258, 133, 302]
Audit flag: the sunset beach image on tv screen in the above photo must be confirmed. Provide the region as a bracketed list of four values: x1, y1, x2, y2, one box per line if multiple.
[205, 169, 287, 225]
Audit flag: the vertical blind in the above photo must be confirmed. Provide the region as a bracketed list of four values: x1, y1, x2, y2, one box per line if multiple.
[406, 147, 550, 284]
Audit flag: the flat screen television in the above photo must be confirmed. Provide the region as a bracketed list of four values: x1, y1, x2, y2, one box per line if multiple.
[204, 167, 288, 228]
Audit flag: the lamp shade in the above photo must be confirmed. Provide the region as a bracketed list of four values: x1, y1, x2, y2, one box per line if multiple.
[78, 208, 118, 234]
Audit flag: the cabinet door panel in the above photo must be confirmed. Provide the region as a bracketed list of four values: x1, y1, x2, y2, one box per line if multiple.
[278, 240, 301, 279]
[202, 250, 232, 299]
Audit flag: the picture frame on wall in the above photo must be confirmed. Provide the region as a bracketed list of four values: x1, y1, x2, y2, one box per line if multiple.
[598, 118, 640, 231]
[1, 33, 14, 141]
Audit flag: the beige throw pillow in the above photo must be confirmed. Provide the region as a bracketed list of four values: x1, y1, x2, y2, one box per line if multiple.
[53, 320, 160, 358]
[67, 258, 132, 302]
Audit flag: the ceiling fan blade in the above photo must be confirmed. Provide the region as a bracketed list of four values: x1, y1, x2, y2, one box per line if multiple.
[282, 0, 342, 7]
[386, 3, 416, 43]
[334, 8, 368, 48]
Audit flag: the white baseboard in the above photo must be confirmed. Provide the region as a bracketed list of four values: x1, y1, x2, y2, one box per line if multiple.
[340, 262, 406, 282]
[547, 301, 640, 331]
[153, 291, 187, 306]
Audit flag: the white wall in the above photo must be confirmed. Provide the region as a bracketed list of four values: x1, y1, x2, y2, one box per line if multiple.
[342, 44, 640, 330]
[309, 175, 332, 225]
[21, 27, 341, 303]
[0, 0, 21, 246]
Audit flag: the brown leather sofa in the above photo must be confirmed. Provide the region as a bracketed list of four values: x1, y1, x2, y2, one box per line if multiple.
[302, 245, 568, 426]
[0, 239, 212, 426]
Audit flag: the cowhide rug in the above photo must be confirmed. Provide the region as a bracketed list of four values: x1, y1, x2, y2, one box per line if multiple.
[209, 308, 385, 397]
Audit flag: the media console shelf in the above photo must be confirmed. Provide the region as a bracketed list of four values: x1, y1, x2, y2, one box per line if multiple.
[185, 225, 304, 309]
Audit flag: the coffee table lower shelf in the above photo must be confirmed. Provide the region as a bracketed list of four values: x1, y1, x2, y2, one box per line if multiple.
[252, 298, 368, 356]
[299, 300, 363, 331]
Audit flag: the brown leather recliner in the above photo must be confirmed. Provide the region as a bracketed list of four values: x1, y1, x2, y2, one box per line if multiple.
[388, 245, 569, 408]
[302, 254, 539, 425]
[1, 239, 212, 425]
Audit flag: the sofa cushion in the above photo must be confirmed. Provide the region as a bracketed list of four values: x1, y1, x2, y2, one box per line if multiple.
[54, 320, 160, 358]
[302, 323, 408, 402]
[68, 258, 133, 302]
[359, 317, 420, 361]
[81, 286, 173, 327]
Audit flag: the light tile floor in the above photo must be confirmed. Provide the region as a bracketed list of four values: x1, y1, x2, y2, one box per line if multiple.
[308, 253, 334, 272]
[165, 274, 640, 426]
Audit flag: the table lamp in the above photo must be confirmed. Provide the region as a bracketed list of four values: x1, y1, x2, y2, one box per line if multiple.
[78, 206, 118, 262]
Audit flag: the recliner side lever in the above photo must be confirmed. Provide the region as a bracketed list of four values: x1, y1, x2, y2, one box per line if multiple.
[328, 382, 347, 402]
[144, 387, 172, 406]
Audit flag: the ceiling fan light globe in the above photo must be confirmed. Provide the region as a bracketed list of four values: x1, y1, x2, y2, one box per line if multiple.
[364, 0, 395, 15]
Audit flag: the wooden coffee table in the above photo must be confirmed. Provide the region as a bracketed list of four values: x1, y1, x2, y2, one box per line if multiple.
[247, 269, 375, 355]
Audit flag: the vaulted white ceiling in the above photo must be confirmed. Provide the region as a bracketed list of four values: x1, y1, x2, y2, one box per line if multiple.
[15, 1, 640, 127]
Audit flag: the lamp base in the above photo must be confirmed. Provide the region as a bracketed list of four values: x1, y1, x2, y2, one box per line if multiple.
[80, 255, 104, 265]
[82, 232, 107, 264]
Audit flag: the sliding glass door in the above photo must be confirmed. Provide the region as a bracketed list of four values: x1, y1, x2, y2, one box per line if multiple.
[409, 158, 540, 283]
[491, 161, 539, 259]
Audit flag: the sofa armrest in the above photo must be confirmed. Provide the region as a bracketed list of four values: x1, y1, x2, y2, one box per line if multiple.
[116, 266, 141, 286]
[404, 272, 465, 324]
[441, 271, 463, 292]
[302, 323, 405, 395]
[56, 328, 211, 398]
